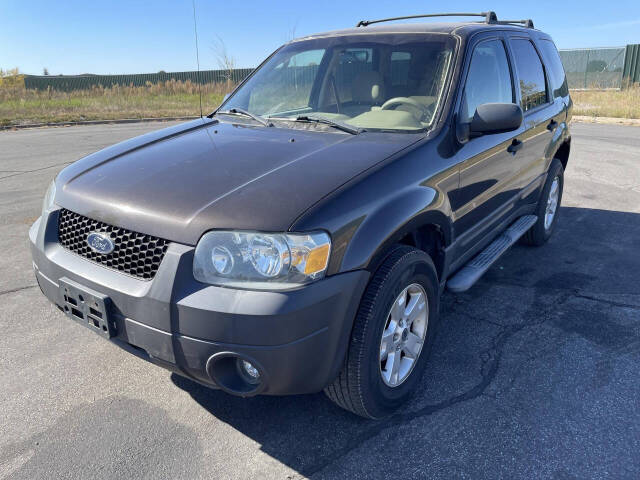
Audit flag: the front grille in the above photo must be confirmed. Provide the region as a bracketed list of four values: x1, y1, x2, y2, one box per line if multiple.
[58, 209, 169, 280]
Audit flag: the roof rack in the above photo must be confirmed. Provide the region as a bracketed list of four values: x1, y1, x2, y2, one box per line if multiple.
[355, 11, 535, 29]
[495, 19, 534, 28]
[355, 11, 498, 27]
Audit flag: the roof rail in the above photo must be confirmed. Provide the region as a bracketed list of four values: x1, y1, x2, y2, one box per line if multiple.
[355, 11, 498, 28]
[495, 19, 534, 28]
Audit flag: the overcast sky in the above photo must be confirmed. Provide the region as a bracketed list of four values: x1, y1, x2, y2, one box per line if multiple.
[2, 0, 639, 75]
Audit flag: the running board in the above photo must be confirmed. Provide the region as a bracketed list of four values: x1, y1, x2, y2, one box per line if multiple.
[447, 215, 538, 293]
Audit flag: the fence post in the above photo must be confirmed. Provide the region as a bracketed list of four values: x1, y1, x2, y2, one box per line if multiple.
[621, 46, 628, 89]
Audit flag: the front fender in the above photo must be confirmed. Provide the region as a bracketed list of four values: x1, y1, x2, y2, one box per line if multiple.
[291, 130, 460, 277]
[339, 186, 453, 273]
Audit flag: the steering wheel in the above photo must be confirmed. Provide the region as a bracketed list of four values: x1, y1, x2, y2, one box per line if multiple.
[380, 97, 428, 121]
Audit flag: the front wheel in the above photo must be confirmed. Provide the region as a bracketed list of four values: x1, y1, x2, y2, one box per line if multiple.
[522, 158, 564, 246]
[324, 245, 439, 418]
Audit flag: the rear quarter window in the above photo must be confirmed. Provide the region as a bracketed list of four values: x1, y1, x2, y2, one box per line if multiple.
[538, 39, 569, 99]
[510, 39, 548, 112]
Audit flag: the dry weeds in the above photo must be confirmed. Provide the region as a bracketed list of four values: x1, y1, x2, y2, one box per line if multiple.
[570, 85, 640, 119]
[0, 79, 233, 127]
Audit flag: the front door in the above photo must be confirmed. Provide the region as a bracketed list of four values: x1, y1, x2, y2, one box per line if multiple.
[452, 35, 523, 252]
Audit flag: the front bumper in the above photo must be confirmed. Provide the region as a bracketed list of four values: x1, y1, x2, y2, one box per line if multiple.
[30, 209, 369, 395]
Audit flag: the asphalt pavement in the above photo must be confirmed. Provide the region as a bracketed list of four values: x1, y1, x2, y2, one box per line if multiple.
[1, 121, 639, 479]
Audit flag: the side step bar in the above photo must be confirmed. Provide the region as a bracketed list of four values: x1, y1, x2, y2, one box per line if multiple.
[447, 215, 538, 293]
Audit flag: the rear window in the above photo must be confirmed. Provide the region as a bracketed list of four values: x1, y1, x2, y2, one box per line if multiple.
[538, 39, 569, 99]
[510, 39, 548, 111]
[390, 51, 411, 86]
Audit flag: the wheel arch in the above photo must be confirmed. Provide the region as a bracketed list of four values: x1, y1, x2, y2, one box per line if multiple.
[555, 138, 570, 171]
[338, 187, 453, 282]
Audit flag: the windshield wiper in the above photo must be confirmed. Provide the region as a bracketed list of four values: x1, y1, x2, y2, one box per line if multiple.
[293, 115, 362, 135]
[216, 108, 272, 127]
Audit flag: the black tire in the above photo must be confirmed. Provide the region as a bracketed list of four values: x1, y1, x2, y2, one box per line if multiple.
[324, 245, 440, 419]
[522, 158, 564, 246]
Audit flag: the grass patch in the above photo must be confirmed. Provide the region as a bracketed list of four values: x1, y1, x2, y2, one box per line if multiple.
[0, 80, 234, 127]
[570, 86, 640, 119]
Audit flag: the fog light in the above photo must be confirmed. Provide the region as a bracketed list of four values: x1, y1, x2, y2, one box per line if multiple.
[237, 358, 260, 384]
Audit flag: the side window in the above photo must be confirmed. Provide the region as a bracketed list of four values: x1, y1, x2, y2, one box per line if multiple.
[510, 39, 548, 111]
[538, 39, 569, 99]
[461, 40, 513, 124]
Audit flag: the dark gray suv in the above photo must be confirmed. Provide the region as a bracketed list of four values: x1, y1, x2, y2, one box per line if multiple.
[30, 12, 571, 418]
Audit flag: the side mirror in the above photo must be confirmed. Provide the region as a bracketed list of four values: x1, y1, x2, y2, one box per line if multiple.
[469, 103, 523, 136]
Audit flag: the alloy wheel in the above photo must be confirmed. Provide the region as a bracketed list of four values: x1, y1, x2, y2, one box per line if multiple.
[379, 283, 429, 387]
[544, 176, 560, 230]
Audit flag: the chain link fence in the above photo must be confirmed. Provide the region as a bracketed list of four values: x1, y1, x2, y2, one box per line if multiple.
[24, 68, 255, 92]
[559, 47, 626, 89]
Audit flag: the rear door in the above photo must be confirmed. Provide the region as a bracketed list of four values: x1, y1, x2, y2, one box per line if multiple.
[505, 35, 562, 204]
[452, 33, 521, 249]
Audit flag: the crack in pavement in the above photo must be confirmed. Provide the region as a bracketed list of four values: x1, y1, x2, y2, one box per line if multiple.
[574, 294, 640, 310]
[303, 323, 525, 478]
[0, 285, 38, 297]
[0, 162, 72, 181]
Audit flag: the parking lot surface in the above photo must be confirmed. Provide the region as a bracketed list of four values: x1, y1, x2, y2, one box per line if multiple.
[1, 121, 639, 479]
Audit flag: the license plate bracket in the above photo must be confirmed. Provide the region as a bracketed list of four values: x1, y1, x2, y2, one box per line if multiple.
[58, 278, 115, 338]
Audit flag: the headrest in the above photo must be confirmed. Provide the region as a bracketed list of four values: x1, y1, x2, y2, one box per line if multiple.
[352, 71, 385, 104]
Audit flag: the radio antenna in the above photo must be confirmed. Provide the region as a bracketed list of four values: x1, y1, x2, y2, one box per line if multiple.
[191, 0, 203, 118]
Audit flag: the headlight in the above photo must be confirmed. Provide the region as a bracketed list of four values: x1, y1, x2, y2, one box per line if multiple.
[193, 231, 331, 290]
[41, 180, 56, 215]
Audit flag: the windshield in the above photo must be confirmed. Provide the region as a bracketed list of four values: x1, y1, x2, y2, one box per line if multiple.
[219, 33, 456, 132]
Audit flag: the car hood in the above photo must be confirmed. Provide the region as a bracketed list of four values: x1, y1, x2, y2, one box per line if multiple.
[56, 118, 416, 245]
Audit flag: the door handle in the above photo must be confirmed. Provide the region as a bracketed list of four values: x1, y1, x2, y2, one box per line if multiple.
[547, 120, 558, 131]
[507, 139, 523, 154]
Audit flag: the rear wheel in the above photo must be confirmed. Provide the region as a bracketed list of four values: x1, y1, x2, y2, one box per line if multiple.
[523, 158, 564, 246]
[324, 245, 439, 418]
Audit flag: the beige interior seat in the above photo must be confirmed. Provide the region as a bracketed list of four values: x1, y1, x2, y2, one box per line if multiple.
[342, 71, 386, 117]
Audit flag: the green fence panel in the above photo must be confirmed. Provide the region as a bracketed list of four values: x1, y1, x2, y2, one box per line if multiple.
[623, 44, 640, 85]
[559, 47, 626, 89]
[24, 68, 256, 92]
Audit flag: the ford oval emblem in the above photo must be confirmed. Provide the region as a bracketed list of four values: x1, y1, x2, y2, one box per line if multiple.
[86, 232, 115, 255]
